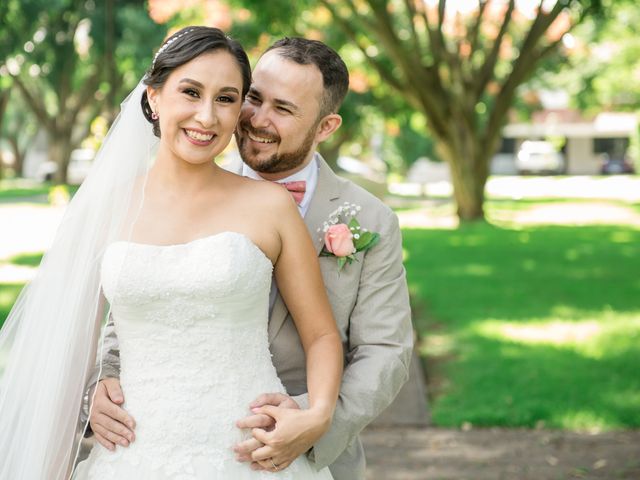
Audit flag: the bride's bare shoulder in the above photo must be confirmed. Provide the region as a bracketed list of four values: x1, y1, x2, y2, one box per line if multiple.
[226, 175, 297, 221]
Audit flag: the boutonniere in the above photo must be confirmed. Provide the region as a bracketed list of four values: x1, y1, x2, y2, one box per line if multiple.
[318, 202, 380, 271]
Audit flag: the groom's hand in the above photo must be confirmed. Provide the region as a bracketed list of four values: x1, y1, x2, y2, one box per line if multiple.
[89, 378, 136, 451]
[234, 393, 300, 471]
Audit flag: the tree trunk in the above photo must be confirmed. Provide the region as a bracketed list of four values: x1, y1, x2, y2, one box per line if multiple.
[0, 88, 9, 136]
[49, 130, 74, 184]
[437, 126, 491, 222]
[7, 136, 25, 177]
[0, 89, 9, 180]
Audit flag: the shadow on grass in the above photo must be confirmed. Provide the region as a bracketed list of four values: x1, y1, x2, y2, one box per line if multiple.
[432, 334, 640, 429]
[403, 223, 640, 428]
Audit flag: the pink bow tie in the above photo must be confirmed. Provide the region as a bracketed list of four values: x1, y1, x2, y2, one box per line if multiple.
[280, 180, 306, 205]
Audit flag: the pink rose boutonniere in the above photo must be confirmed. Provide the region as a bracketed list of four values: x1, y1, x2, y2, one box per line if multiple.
[318, 202, 380, 271]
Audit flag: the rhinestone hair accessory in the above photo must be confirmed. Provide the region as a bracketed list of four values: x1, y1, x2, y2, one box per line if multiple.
[151, 29, 195, 69]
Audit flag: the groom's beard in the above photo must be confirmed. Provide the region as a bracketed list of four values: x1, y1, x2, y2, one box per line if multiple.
[236, 120, 318, 174]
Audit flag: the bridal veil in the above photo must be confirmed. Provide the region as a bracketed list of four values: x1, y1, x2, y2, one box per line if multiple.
[0, 80, 157, 479]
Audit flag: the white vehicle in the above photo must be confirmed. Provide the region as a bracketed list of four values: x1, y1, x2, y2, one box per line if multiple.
[516, 140, 565, 174]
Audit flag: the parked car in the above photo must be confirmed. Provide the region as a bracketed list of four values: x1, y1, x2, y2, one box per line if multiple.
[600, 154, 635, 174]
[516, 140, 565, 175]
[35, 148, 95, 184]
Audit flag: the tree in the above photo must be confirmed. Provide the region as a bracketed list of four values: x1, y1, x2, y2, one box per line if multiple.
[0, 0, 165, 183]
[0, 85, 38, 177]
[318, 0, 603, 221]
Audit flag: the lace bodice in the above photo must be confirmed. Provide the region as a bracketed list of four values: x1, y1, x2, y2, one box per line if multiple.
[78, 232, 325, 479]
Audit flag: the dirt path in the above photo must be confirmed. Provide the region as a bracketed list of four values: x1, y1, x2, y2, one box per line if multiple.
[362, 427, 640, 480]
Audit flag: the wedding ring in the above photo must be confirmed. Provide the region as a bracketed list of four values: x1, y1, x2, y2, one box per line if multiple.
[270, 459, 279, 471]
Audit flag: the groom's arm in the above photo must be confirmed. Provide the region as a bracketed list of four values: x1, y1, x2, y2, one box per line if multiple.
[304, 208, 413, 468]
[79, 314, 122, 423]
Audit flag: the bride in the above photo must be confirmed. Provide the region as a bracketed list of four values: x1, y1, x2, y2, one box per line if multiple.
[0, 27, 341, 479]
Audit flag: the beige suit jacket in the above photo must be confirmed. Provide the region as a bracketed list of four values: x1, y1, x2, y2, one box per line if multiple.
[91, 154, 413, 480]
[231, 154, 413, 479]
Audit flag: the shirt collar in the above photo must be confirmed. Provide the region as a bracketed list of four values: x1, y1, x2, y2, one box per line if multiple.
[241, 154, 319, 216]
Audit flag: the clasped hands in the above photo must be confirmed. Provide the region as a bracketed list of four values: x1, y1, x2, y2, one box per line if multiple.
[89, 379, 329, 473]
[233, 392, 331, 472]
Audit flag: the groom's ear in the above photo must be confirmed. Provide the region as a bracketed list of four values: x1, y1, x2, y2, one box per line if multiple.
[314, 114, 342, 144]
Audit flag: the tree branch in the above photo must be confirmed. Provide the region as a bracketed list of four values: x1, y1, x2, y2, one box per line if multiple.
[468, 0, 489, 56]
[401, 0, 425, 59]
[473, 0, 515, 102]
[364, 0, 452, 134]
[11, 75, 53, 131]
[68, 64, 104, 126]
[482, 5, 569, 154]
[416, 0, 444, 66]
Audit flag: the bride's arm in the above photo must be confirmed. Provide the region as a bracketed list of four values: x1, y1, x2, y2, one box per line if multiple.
[249, 189, 343, 471]
[274, 200, 343, 421]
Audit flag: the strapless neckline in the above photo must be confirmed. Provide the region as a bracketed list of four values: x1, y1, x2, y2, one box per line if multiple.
[108, 231, 272, 268]
[76, 227, 333, 479]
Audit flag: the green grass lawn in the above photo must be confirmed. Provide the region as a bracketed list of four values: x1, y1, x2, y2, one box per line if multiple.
[405, 223, 640, 430]
[0, 180, 80, 202]
[8, 252, 44, 267]
[0, 185, 51, 200]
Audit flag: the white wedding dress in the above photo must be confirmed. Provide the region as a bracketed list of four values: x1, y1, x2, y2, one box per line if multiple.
[73, 232, 333, 480]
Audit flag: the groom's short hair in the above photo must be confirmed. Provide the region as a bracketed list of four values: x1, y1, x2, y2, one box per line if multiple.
[266, 37, 349, 118]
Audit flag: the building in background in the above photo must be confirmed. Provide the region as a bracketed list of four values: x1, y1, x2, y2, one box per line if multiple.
[493, 110, 637, 175]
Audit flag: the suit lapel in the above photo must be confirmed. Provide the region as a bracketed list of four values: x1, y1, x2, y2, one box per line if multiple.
[268, 154, 342, 341]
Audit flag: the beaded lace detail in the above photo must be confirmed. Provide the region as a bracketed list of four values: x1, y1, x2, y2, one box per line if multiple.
[80, 232, 322, 479]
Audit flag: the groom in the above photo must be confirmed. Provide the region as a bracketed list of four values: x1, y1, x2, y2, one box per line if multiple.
[86, 38, 413, 480]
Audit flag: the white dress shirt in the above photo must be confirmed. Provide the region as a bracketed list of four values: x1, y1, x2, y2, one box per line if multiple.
[241, 154, 319, 217]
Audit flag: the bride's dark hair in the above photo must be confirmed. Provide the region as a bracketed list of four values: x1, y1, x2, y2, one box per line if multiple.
[140, 26, 251, 137]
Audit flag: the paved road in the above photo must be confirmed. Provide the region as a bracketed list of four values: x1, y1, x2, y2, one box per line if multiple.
[362, 427, 640, 480]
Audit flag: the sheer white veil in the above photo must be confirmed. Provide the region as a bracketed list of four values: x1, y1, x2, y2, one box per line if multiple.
[0, 80, 157, 478]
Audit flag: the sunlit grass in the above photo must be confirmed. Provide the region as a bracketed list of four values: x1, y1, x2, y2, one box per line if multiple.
[404, 223, 640, 429]
[6, 252, 44, 267]
[0, 184, 50, 200]
[0, 180, 80, 203]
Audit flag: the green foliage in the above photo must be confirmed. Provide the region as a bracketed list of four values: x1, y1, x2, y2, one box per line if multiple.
[404, 216, 640, 428]
[533, 2, 640, 115]
[0, 0, 166, 181]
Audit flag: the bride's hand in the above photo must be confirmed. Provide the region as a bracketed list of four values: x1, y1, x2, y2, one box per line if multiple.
[248, 403, 332, 472]
[234, 392, 297, 464]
